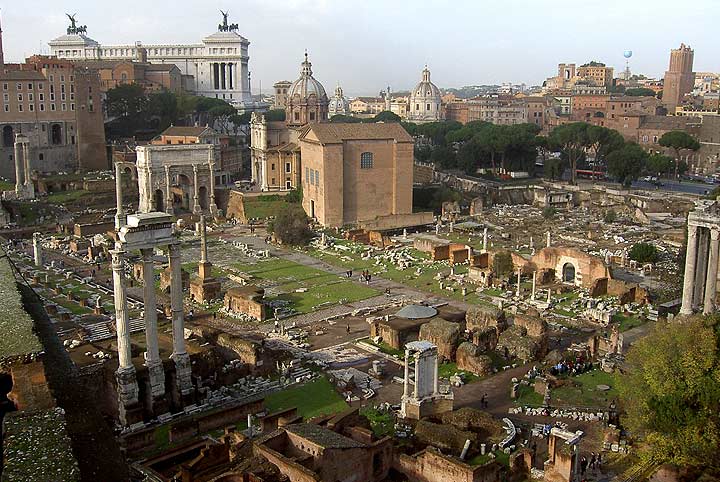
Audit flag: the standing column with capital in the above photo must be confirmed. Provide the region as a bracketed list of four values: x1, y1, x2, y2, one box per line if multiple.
[694, 228, 709, 310]
[141, 248, 165, 399]
[164, 165, 173, 215]
[169, 243, 192, 394]
[208, 148, 218, 216]
[22, 142, 33, 198]
[704, 228, 720, 314]
[192, 164, 201, 214]
[531, 271, 537, 300]
[13, 139, 23, 194]
[111, 246, 139, 409]
[680, 224, 699, 315]
[432, 351, 439, 395]
[32, 232, 42, 267]
[413, 355, 420, 399]
[114, 163, 125, 230]
[402, 350, 410, 399]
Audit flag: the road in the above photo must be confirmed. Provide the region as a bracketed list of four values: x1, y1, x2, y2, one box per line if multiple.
[630, 179, 715, 195]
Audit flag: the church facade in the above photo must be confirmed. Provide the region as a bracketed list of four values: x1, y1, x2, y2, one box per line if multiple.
[48, 13, 254, 108]
[407, 66, 444, 123]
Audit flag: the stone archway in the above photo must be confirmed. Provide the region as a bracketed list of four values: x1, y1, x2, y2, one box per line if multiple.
[177, 174, 191, 211]
[562, 263, 576, 283]
[199, 186, 208, 210]
[153, 189, 164, 212]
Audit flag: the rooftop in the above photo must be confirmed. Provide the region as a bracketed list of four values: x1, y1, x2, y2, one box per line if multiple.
[161, 125, 216, 138]
[302, 122, 413, 144]
[395, 304, 438, 320]
[285, 423, 365, 449]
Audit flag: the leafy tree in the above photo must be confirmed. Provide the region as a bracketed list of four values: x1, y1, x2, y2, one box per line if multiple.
[414, 145, 432, 163]
[330, 114, 361, 123]
[586, 125, 624, 168]
[544, 157, 565, 180]
[617, 316, 720, 470]
[106, 83, 148, 118]
[429, 145, 457, 169]
[542, 206, 557, 219]
[645, 153, 675, 177]
[549, 122, 589, 185]
[603, 209, 617, 223]
[624, 88, 657, 97]
[659, 131, 701, 179]
[629, 242, 659, 263]
[492, 251, 514, 278]
[372, 111, 401, 123]
[268, 204, 313, 246]
[285, 187, 302, 203]
[265, 109, 287, 121]
[607, 142, 648, 187]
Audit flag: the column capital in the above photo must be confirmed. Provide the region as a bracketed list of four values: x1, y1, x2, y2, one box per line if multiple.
[688, 224, 698, 239]
[711, 227, 720, 240]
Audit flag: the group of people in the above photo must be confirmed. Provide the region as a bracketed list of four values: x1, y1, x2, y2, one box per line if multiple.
[579, 452, 602, 477]
[549, 358, 594, 377]
[344, 269, 372, 285]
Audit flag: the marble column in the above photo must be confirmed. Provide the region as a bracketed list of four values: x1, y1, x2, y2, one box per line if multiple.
[169, 243, 192, 394]
[199, 214, 208, 264]
[546, 231, 551, 248]
[164, 165, 173, 215]
[704, 228, 720, 314]
[413, 355, 420, 399]
[694, 227, 709, 310]
[208, 150, 218, 215]
[192, 164, 201, 214]
[22, 142, 31, 190]
[516, 269, 522, 298]
[482, 227, 488, 252]
[111, 247, 139, 407]
[680, 224, 698, 315]
[142, 248, 165, 399]
[531, 271, 537, 300]
[114, 163, 125, 230]
[14, 140, 23, 193]
[32, 232, 42, 267]
[403, 350, 410, 399]
[433, 353, 439, 395]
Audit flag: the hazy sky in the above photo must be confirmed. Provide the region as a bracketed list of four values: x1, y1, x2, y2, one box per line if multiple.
[2, 0, 718, 96]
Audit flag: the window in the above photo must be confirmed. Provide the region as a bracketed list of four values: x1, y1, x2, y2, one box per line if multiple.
[38, 83, 43, 90]
[28, 83, 33, 90]
[2, 83, 7, 90]
[28, 93, 33, 101]
[360, 152, 373, 169]
[51, 104, 56, 111]
[305, 167, 309, 184]
[16, 83, 22, 90]
[3, 105, 8, 112]
[285, 162, 291, 173]
[29, 104, 34, 112]
[39, 104, 45, 112]
[426, 103, 431, 110]
[294, 112, 300, 121]
[309, 112, 315, 121]
[18, 104, 23, 112]
[17, 93, 22, 102]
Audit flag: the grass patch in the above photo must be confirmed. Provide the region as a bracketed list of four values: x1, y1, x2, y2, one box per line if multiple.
[514, 384, 544, 407]
[612, 312, 646, 332]
[438, 362, 479, 383]
[0, 180, 14, 191]
[365, 339, 404, 359]
[552, 370, 617, 408]
[265, 376, 349, 420]
[46, 190, 90, 204]
[360, 407, 395, 438]
[244, 196, 287, 220]
[468, 450, 510, 467]
[240, 258, 378, 314]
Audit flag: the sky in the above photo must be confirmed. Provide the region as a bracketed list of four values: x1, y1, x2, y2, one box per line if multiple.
[2, 0, 719, 96]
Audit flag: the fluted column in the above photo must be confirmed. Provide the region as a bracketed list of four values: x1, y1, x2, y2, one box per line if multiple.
[33, 232, 42, 267]
[22, 142, 31, 189]
[114, 163, 125, 230]
[164, 165, 173, 215]
[531, 271, 537, 300]
[403, 350, 410, 399]
[142, 248, 165, 398]
[192, 164, 201, 214]
[433, 352, 439, 395]
[111, 246, 139, 406]
[14, 140, 23, 193]
[208, 148, 217, 216]
[704, 228, 720, 314]
[681, 224, 698, 315]
[169, 243, 192, 394]
[413, 355, 420, 399]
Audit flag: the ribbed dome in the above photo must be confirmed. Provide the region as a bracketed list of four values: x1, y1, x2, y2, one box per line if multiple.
[288, 53, 328, 101]
[411, 67, 441, 100]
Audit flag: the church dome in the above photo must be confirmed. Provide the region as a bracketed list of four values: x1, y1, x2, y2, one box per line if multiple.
[288, 53, 328, 102]
[328, 84, 349, 116]
[408, 66, 444, 123]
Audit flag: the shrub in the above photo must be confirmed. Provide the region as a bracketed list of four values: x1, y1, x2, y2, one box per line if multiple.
[629, 242, 659, 264]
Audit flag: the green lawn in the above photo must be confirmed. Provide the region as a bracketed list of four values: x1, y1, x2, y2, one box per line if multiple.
[612, 312, 646, 332]
[438, 362, 479, 383]
[46, 190, 90, 204]
[0, 180, 13, 191]
[514, 384, 544, 407]
[360, 407, 395, 438]
[552, 370, 617, 408]
[239, 258, 378, 314]
[265, 377, 349, 420]
[468, 450, 510, 466]
[243, 195, 288, 220]
[363, 339, 404, 358]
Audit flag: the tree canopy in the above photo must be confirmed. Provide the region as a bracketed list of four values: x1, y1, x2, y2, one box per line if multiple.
[492, 251, 514, 278]
[645, 153, 675, 177]
[617, 316, 720, 471]
[624, 88, 657, 97]
[607, 142, 648, 186]
[629, 242, 659, 263]
[659, 131, 701, 178]
[549, 122, 589, 185]
[268, 204, 313, 246]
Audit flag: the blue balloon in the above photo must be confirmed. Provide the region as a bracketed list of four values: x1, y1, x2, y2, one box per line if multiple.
[623, 50, 633, 59]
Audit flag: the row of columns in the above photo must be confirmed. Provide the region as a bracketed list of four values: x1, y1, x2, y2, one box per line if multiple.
[14, 134, 34, 198]
[212, 62, 236, 91]
[680, 224, 720, 315]
[111, 241, 192, 420]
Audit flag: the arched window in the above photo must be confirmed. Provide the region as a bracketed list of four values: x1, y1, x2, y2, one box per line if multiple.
[360, 152, 373, 169]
